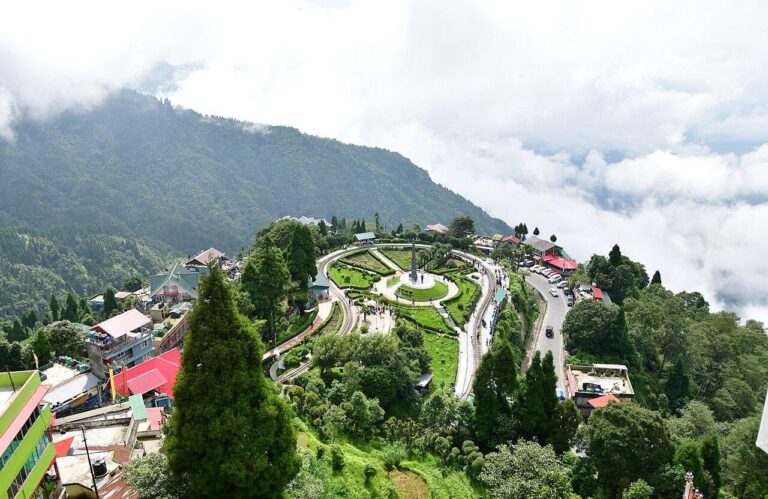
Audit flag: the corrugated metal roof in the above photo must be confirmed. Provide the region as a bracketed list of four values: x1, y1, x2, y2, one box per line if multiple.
[129, 394, 147, 421]
[92, 309, 151, 338]
[355, 232, 376, 241]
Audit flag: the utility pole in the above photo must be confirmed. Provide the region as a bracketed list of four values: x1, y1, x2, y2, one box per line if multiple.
[81, 426, 100, 499]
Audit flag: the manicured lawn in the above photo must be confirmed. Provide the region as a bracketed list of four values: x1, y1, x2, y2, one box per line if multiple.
[443, 277, 481, 327]
[340, 250, 394, 275]
[396, 281, 449, 302]
[328, 263, 377, 289]
[422, 332, 458, 394]
[380, 248, 413, 270]
[387, 274, 400, 287]
[395, 305, 454, 335]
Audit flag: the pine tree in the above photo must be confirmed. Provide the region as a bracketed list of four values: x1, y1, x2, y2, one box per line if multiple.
[62, 293, 79, 322]
[240, 235, 290, 344]
[361, 219, 367, 232]
[22, 310, 37, 330]
[665, 355, 691, 412]
[331, 215, 339, 229]
[32, 329, 52, 366]
[515, 351, 559, 443]
[8, 342, 25, 370]
[103, 288, 118, 317]
[50, 294, 60, 322]
[287, 225, 317, 311]
[396, 223, 404, 235]
[318, 220, 328, 236]
[374, 212, 380, 232]
[533, 227, 540, 236]
[651, 270, 662, 285]
[550, 234, 557, 243]
[473, 341, 518, 451]
[165, 265, 300, 496]
[8, 320, 27, 342]
[674, 440, 704, 489]
[609, 244, 623, 266]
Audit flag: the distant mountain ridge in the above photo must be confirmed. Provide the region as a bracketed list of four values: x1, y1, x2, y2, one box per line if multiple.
[0, 90, 510, 256]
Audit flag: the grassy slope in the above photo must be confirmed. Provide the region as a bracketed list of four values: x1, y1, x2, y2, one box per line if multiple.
[293, 419, 481, 499]
[422, 332, 458, 393]
[443, 277, 481, 327]
[396, 305, 454, 335]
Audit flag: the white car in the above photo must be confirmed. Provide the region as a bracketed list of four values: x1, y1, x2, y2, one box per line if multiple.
[548, 274, 561, 283]
[549, 288, 559, 297]
[558, 280, 569, 289]
[542, 269, 553, 276]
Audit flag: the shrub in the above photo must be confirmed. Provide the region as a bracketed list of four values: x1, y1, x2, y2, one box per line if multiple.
[331, 446, 345, 472]
[364, 464, 377, 485]
[381, 444, 407, 471]
[316, 447, 325, 460]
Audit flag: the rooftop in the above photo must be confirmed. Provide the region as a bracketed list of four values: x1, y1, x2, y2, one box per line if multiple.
[187, 247, 224, 266]
[588, 393, 621, 409]
[355, 232, 376, 241]
[308, 272, 331, 289]
[425, 223, 449, 234]
[114, 348, 181, 398]
[567, 364, 634, 397]
[91, 309, 152, 339]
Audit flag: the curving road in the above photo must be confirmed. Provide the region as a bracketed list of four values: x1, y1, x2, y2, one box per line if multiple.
[525, 272, 567, 393]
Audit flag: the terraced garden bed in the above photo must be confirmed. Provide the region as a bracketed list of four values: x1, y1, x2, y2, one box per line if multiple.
[396, 281, 449, 302]
[328, 263, 378, 289]
[442, 276, 481, 327]
[339, 250, 394, 275]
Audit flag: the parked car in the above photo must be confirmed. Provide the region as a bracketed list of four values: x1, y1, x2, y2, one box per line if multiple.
[548, 275, 562, 283]
[524, 260, 534, 267]
[542, 269, 553, 276]
[549, 288, 559, 297]
[558, 280, 569, 289]
[567, 296, 574, 307]
[545, 325, 554, 338]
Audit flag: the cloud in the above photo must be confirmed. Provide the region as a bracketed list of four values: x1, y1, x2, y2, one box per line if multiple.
[1, 0, 767, 323]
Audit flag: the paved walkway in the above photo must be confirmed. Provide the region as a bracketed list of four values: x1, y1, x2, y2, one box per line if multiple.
[263, 299, 335, 362]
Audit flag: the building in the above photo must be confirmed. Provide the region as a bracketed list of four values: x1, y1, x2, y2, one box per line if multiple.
[149, 263, 209, 305]
[566, 363, 634, 418]
[523, 235, 561, 258]
[114, 348, 181, 400]
[425, 223, 449, 235]
[281, 215, 333, 230]
[415, 373, 434, 395]
[86, 310, 154, 380]
[186, 247, 226, 267]
[308, 273, 331, 303]
[501, 234, 521, 246]
[1, 370, 59, 499]
[41, 363, 102, 417]
[541, 254, 578, 274]
[473, 236, 495, 254]
[354, 232, 376, 245]
[154, 303, 192, 354]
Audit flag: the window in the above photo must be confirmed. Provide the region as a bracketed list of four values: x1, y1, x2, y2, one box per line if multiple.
[141, 339, 149, 349]
[5, 433, 50, 498]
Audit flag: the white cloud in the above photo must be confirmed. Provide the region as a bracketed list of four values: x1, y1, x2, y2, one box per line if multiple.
[1, 0, 767, 323]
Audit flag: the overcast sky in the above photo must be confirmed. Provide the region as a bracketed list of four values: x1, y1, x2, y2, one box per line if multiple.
[2, 1, 767, 323]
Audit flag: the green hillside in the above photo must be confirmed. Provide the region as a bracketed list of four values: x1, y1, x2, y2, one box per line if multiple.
[0, 90, 510, 258]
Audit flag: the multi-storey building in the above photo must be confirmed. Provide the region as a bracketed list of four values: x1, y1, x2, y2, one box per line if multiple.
[0, 371, 57, 499]
[86, 309, 153, 380]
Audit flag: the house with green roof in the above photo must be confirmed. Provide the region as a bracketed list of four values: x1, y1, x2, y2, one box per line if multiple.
[308, 272, 331, 303]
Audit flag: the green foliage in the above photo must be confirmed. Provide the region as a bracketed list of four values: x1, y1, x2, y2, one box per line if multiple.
[331, 446, 345, 472]
[327, 263, 377, 290]
[339, 250, 393, 276]
[394, 305, 454, 335]
[396, 280, 449, 302]
[473, 340, 518, 451]
[46, 321, 87, 358]
[720, 416, 768, 498]
[443, 276, 481, 327]
[665, 355, 691, 412]
[381, 444, 407, 470]
[126, 452, 187, 499]
[699, 433, 721, 498]
[621, 479, 653, 499]
[363, 464, 377, 484]
[650, 270, 662, 285]
[103, 288, 118, 318]
[479, 441, 573, 499]
[31, 328, 52, 366]
[240, 235, 290, 344]
[673, 439, 704, 489]
[562, 300, 631, 361]
[448, 215, 476, 239]
[0, 225, 167, 320]
[0, 91, 508, 257]
[587, 247, 649, 305]
[287, 223, 317, 299]
[420, 331, 458, 393]
[165, 265, 299, 497]
[583, 402, 673, 499]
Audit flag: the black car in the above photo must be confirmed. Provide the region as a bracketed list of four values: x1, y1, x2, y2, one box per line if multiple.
[545, 325, 554, 338]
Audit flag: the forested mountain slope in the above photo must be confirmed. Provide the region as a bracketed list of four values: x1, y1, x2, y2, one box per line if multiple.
[0, 90, 510, 257]
[0, 225, 170, 318]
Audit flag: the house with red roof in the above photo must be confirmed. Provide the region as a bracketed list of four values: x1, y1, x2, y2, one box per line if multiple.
[114, 348, 181, 399]
[186, 247, 225, 267]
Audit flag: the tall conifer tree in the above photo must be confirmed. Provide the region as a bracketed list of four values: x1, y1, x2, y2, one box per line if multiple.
[165, 265, 299, 497]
